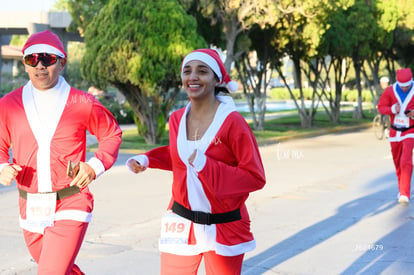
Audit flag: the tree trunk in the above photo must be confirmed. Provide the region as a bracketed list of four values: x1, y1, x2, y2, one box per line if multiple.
[256, 92, 266, 130]
[115, 84, 169, 145]
[223, 14, 240, 73]
[352, 58, 365, 119]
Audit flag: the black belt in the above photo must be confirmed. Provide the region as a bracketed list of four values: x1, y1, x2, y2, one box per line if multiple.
[172, 201, 241, 225]
[391, 125, 414, 132]
[18, 185, 81, 201]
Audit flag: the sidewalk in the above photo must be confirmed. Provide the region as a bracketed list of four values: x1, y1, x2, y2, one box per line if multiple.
[2, 128, 414, 274]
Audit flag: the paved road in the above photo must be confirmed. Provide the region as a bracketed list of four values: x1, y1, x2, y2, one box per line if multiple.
[1, 128, 414, 274]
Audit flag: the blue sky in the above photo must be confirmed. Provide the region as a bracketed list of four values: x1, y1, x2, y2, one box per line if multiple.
[3, 0, 58, 12]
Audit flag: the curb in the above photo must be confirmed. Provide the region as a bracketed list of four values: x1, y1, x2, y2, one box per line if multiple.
[256, 123, 373, 146]
[87, 123, 374, 154]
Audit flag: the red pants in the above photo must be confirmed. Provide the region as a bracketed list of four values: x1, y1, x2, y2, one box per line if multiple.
[160, 251, 244, 275]
[23, 220, 88, 275]
[391, 138, 414, 198]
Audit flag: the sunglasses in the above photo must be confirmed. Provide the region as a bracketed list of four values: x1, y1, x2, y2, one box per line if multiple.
[24, 53, 59, 67]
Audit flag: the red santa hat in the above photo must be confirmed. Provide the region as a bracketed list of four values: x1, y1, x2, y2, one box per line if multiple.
[22, 30, 67, 58]
[181, 48, 238, 92]
[396, 68, 412, 87]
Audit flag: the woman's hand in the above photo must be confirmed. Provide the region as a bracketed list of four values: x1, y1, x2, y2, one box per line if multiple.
[127, 159, 147, 174]
[188, 150, 197, 167]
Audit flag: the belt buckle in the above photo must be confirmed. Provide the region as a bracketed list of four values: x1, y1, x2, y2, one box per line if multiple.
[193, 211, 211, 225]
[38, 191, 55, 195]
[194, 211, 200, 224]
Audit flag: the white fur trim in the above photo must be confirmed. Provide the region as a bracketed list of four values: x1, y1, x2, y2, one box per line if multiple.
[19, 210, 92, 234]
[227, 80, 239, 92]
[397, 80, 412, 87]
[392, 104, 398, 114]
[24, 44, 65, 58]
[389, 133, 414, 142]
[215, 239, 256, 256]
[55, 210, 93, 222]
[87, 156, 105, 178]
[191, 149, 207, 172]
[159, 235, 256, 256]
[22, 76, 70, 192]
[182, 52, 222, 81]
[0, 163, 8, 173]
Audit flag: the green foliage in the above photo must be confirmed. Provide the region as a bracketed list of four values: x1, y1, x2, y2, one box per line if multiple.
[269, 87, 373, 103]
[178, 0, 225, 49]
[61, 0, 109, 34]
[82, 0, 206, 90]
[81, 0, 206, 143]
[65, 42, 90, 91]
[318, 7, 353, 58]
[10, 35, 28, 46]
[341, 89, 373, 102]
[98, 95, 134, 124]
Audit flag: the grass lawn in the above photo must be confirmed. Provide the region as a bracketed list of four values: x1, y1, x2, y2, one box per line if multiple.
[105, 107, 375, 153]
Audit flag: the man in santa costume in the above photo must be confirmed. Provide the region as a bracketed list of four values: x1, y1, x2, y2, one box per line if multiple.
[378, 68, 414, 205]
[0, 30, 122, 274]
[127, 48, 266, 274]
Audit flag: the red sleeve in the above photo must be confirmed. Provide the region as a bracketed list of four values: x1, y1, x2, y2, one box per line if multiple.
[197, 114, 266, 199]
[87, 98, 123, 170]
[0, 90, 19, 164]
[146, 145, 172, 171]
[378, 86, 395, 115]
[143, 109, 183, 171]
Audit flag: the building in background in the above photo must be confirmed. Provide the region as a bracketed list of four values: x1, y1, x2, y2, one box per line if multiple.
[1, 45, 23, 77]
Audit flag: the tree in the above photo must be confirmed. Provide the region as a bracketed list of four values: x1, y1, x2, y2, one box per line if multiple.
[346, 1, 378, 119]
[179, 0, 277, 71]
[236, 24, 282, 130]
[57, 0, 109, 35]
[364, 0, 399, 106]
[179, 0, 279, 130]
[317, 2, 354, 123]
[82, 0, 206, 144]
[273, 0, 329, 128]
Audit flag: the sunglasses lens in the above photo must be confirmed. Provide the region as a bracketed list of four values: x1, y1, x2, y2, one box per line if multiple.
[41, 54, 57, 66]
[24, 55, 38, 66]
[24, 53, 58, 67]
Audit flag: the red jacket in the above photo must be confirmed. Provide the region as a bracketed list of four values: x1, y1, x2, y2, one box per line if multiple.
[0, 80, 122, 233]
[378, 83, 414, 141]
[144, 97, 266, 256]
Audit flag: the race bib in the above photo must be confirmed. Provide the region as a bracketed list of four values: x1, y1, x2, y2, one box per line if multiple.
[26, 193, 57, 228]
[159, 212, 191, 245]
[394, 115, 410, 128]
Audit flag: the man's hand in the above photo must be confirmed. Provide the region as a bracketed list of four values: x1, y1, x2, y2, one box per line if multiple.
[126, 159, 146, 174]
[70, 162, 96, 188]
[0, 164, 22, 186]
[405, 110, 414, 117]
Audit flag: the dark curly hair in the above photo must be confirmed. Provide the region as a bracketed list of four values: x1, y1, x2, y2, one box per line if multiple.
[213, 73, 230, 95]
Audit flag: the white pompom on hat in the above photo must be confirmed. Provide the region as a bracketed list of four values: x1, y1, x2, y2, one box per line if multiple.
[181, 48, 238, 92]
[397, 68, 413, 87]
[22, 30, 67, 58]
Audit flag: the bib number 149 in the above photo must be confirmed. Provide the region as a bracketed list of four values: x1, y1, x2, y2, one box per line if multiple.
[160, 212, 191, 245]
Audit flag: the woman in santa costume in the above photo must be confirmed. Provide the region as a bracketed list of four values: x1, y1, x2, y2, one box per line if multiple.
[127, 48, 266, 274]
[378, 68, 414, 205]
[0, 30, 122, 274]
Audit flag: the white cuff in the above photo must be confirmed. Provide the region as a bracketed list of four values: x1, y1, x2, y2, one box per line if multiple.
[191, 150, 206, 172]
[392, 104, 398, 114]
[0, 163, 9, 174]
[87, 157, 105, 179]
